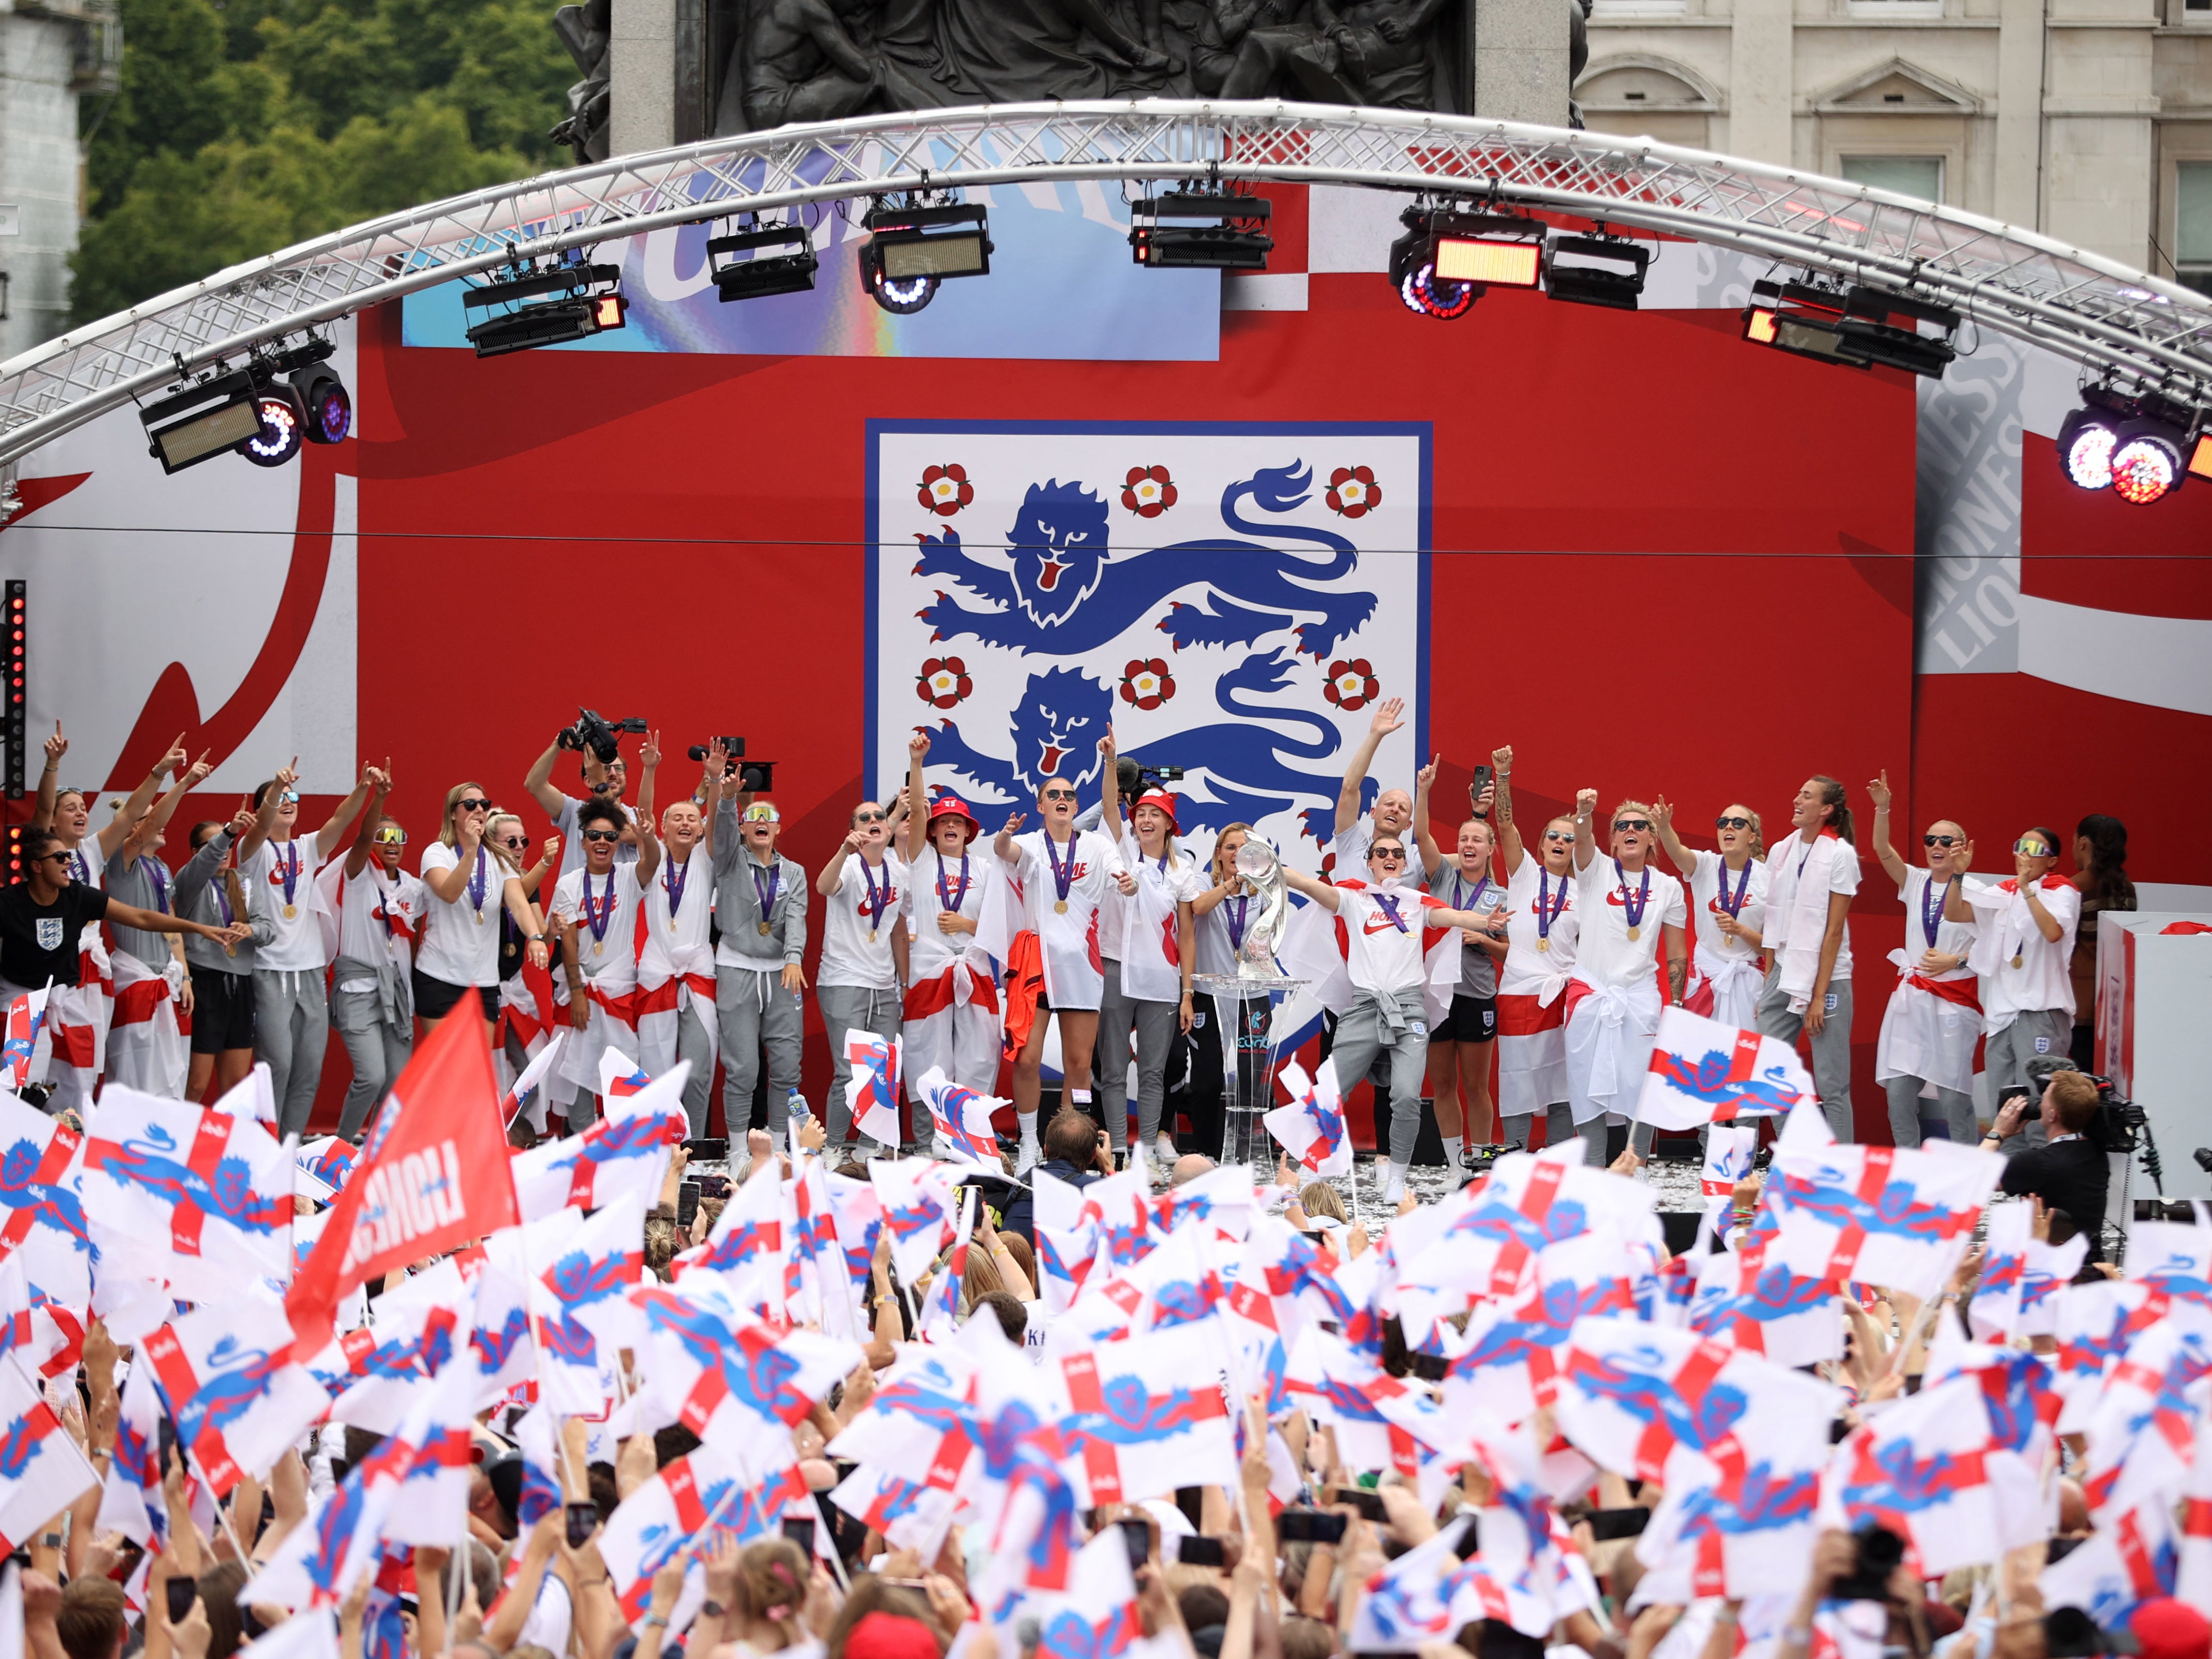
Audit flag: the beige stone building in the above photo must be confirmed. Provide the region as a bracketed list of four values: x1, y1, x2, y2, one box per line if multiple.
[1575, 0, 2212, 286]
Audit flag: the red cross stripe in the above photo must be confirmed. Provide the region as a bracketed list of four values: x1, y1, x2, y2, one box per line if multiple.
[1708, 1030, 1766, 1123]
[2108, 1360, 2197, 1457]
[1452, 1562, 1511, 1623]
[1692, 1525, 1729, 1598]
[170, 1112, 237, 1258]
[2114, 1507, 2167, 1596]
[1633, 1341, 1743, 1490]
[141, 1326, 243, 1495]
[1059, 1351, 1126, 1506]
[665, 1457, 712, 1534]
[1821, 1149, 1897, 1284]
[0, 1124, 79, 1254]
[1487, 1158, 1568, 1298]
[924, 1418, 976, 1491]
[2184, 1497, 2212, 1539]
[1226, 1281, 1277, 1331]
[0, 1402, 62, 1555]
[37, 1304, 85, 1378]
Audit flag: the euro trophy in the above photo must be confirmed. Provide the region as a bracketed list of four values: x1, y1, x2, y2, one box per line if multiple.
[1191, 836, 1305, 1167]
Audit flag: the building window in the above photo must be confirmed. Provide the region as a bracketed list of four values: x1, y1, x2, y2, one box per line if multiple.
[2177, 163, 2212, 295]
[1839, 155, 1945, 204]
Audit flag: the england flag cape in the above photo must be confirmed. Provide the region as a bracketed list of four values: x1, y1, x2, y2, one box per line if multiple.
[635, 846, 718, 1086]
[104, 949, 187, 1100]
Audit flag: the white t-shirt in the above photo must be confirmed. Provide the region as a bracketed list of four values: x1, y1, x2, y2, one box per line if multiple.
[1762, 833, 1860, 982]
[1337, 884, 1439, 998]
[553, 864, 645, 993]
[1009, 828, 1128, 1007]
[818, 851, 907, 991]
[1687, 849, 1768, 970]
[1110, 847, 1205, 1002]
[334, 867, 426, 989]
[1572, 856, 1688, 989]
[1964, 874, 2081, 1022]
[1334, 816, 1376, 877]
[417, 841, 510, 988]
[907, 846, 987, 980]
[1499, 856, 1580, 994]
[240, 837, 329, 971]
[555, 793, 639, 875]
[1896, 867, 1977, 984]
[639, 841, 714, 977]
[1101, 836, 1205, 961]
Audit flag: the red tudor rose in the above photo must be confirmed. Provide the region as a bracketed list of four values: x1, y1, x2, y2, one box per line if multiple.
[918, 464, 974, 517]
[1323, 658, 1380, 711]
[1118, 658, 1176, 711]
[1326, 465, 1381, 519]
[1122, 465, 1177, 518]
[917, 656, 973, 709]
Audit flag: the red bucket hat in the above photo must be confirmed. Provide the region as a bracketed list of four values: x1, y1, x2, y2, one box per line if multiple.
[1133, 790, 1180, 832]
[927, 794, 982, 840]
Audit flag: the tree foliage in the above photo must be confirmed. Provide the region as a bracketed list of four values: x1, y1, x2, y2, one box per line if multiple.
[72, 0, 576, 324]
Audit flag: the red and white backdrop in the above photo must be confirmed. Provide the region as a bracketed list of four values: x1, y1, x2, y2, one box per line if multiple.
[4, 182, 2205, 1139]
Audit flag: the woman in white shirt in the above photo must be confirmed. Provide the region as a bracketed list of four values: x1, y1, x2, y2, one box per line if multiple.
[1282, 833, 1500, 1203]
[901, 731, 1001, 1124]
[1411, 757, 1508, 1177]
[1754, 776, 1861, 1142]
[816, 795, 911, 1156]
[1649, 797, 1768, 1031]
[1963, 824, 2082, 1150]
[417, 780, 548, 1030]
[1490, 747, 1582, 1157]
[1094, 728, 1200, 1176]
[1866, 769, 1980, 1147]
[1187, 821, 1264, 1162]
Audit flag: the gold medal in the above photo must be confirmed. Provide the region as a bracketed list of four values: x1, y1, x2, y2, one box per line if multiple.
[1537, 938, 1550, 953]
[868, 928, 878, 943]
[2011, 954, 2024, 970]
[282, 903, 297, 920]
[1054, 899, 1069, 915]
[1625, 924, 1640, 942]
[593, 939, 605, 956]
[758, 921, 772, 936]
[475, 909, 486, 926]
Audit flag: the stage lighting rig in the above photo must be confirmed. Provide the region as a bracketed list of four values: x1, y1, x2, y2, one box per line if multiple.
[1544, 233, 1650, 311]
[2056, 384, 2208, 505]
[462, 252, 627, 357]
[1386, 208, 1545, 319]
[859, 197, 992, 316]
[1743, 276, 1958, 378]
[1387, 210, 1474, 319]
[141, 369, 266, 474]
[1128, 188, 1273, 270]
[708, 217, 817, 302]
[138, 331, 351, 474]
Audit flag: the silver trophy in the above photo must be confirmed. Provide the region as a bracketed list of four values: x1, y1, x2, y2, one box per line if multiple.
[1232, 836, 1291, 981]
[1193, 833, 1305, 1166]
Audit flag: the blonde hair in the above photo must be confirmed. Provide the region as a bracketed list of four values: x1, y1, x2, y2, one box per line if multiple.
[484, 812, 526, 873]
[1728, 804, 1767, 861]
[1610, 799, 1654, 831]
[1300, 1181, 1348, 1223]
[438, 781, 489, 849]
[1129, 798, 1184, 872]
[961, 1246, 1006, 1308]
[1213, 822, 1255, 883]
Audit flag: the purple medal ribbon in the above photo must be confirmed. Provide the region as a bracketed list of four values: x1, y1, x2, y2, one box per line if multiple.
[278, 841, 301, 910]
[859, 857, 891, 935]
[664, 853, 688, 919]
[70, 848, 91, 887]
[1613, 859, 1651, 932]
[1715, 860, 1751, 926]
[936, 852, 971, 914]
[139, 857, 169, 915]
[375, 876, 399, 940]
[1452, 871, 1490, 913]
[1373, 893, 1410, 933]
[214, 867, 234, 927]
[1922, 875, 1952, 951]
[1227, 896, 1249, 952]
[752, 862, 780, 924]
[1536, 868, 1565, 942]
[465, 845, 488, 917]
[1044, 832, 1077, 908]
[581, 869, 615, 948]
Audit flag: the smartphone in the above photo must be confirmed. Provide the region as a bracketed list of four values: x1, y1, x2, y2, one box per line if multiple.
[1116, 1517, 1151, 1571]
[166, 1577, 199, 1623]
[1178, 1536, 1225, 1568]
[685, 1138, 728, 1163]
[1277, 1511, 1347, 1545]
[696, 1173, 732, 1200]
[1409, 1352, 1448, 1384]
[1587, 1507, 1651, 1542]
[564, 1500, 600, 1550]
[1454, 1517, 1483, 1560]
[1470, 765, 1494, 803]
[1325, 1486, 1387, 1522]
[678, 1180, 701, 1229]
[782, 1516, 816, 1556]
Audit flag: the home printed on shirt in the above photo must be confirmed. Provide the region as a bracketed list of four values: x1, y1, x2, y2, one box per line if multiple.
[818, 851, 907, 991]
[1499, 858, 1579, 994]
[1571, 857, 1689, 988]
[906, 846, 988, 980]
[416, 840, 509, 987]
[334, 868, 427, 990]
[553, 865, 647, 994]
[239, 837, 332, 971]
[1687, 848, 1768, 965]
[1008, 828, 1128, 1008]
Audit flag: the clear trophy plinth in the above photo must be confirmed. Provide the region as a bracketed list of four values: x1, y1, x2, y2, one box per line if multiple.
[1196, 834, 1303, 1168]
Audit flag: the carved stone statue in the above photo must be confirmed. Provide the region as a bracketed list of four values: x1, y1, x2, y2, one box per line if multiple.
[550, 0, 611, 164]
[1216, 0, 1455, 107]
[744, 0, 934, 127]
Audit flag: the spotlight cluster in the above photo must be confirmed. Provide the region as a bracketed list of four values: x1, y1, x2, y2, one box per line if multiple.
[462, 254, 628, 358]
[1740, 277, 1958, 378]
[1387, 207, 1650, 319]
[2056, 385, 2211, 506]
[139, 335, 351, 476]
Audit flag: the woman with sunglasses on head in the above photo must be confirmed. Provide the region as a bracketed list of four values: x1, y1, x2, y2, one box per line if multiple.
[1566, 791, 1690, 1164]
[1281, 833, 1501, 1203]
[1489, 747, 1583, 1156]
[236, 757, 377, 1138]
[817, 787, 911, 1158]
[417, 780, 551, 1036]
[1094, 726, 1200, 1178]
[1187, 820, 1264, 1163]
[1864, 770, 1980, 1148]
[993, 768, 1136, 1173]
[327, 768, 427, 1138]
[553, 748, 664, 1125]
[1648, 796, 1768, 1032]
[1411, 754, 1508, 1178]
[1754, 776, 1861, 1142]
[1961, 824, 2081, 1152]
[901, 732, 1002, 1132]
[483, 812, 561, 1124]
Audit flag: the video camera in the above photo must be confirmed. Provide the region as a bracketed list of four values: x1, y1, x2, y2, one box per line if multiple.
[685, 736, 775, 793]
[556, 708, 648, 766]
[1113, 756, 1187, 796]
[2013, 1056, 2162, 1193]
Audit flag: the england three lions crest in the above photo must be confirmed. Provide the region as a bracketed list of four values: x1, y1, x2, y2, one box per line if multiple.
[870, 423, 1429, 868]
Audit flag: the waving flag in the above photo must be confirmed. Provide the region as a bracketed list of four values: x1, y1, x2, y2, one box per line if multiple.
[915, 1066, 1003, 1168]
[510, 1064, 686, 1221]
[1032, 1525, 1143, 1659]
[917, 1187, 977, 1342]
[499, 1031, 567, 1128]
[0, 1354, 96, 1555]
[599, 1050, 653, 1100]
[1266, 1058, 1351, 1178]
[1054, 1319, 1237, 1505]
[679, 1158, 782, 1310]
[1124, 1216, 1226, 1335]
[0, 989, 47, 1092]
[2125, 1222, 2212, 1302]
[1641, 1446, 1823, 1599]
[1702, 1124, 1761, 1204]
[463, 1259, 535, 1404]
[1968, 1201, 2034, 1343]
[1822, 1375, 2008, 1576]
[1401, 1147, 1654, 1302]
[829, 1344, 982, 1492]
[248, 1410, 416, 1609]
[1637, 1007, 1812, 1130]
[0, 1091, 88, 1308]
[2021, 1233, 2090, 1338]
[319, 1300, 465, 1436]
[288, 1013, 519, 1354]
[297, 1136, 361, 1197]
[830, 1461, 959, 1561]
[1688, 1248, 1842, 1369]
[786, 1154, 860, 1339]
[80, 1085, 293, 1297]
[1766, 1139, 1998, 1298]
[868, 1158, 959, 1285]
[844, 1030, 903, 1147]
[377, 1355, 482, 1548]
[1287, 1325, 1450, 1477]
[95, 1360, 169, 1548]
[2042, 1501, 2177, 1629]
[1034, 1167, 1105, 1316]
[1348, 1515, 1472, 1652]
[824, 1168, 883, 1311]
[636, 1279, 861, 1451]
[600, 1440, 806, 1619]
[142, 1298, 327, 1495]
[2177, 1414, 2212, 1609]
[490, 1202, 644, 1416]
[2051, 1281, 2176, 1426]
[2079, 1323, 2209, 1518]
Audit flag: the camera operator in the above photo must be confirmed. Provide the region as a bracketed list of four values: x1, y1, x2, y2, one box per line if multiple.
[525, 714, 649, 873]
[1979, 1068, 2107, 1254]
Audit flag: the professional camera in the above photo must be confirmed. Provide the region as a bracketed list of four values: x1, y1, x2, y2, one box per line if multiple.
[685, 736, 774, 793]
[1112, 757, 1187, 797]
[556, 708, 648, 765]
[2020, 1056, 2163, 1193]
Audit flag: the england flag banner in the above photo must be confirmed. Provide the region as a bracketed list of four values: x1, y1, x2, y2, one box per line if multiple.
[0, 1090, 89, 1307]
[140, 1298, 327, 1495]
[1266, 1058, 1351, 1178]
[1636, 1007, 1814, 1132]
[844, 1031, 902, 1148]
[509, 1063, 687, 1220]
[915, 1066, 1002, 1167]
[0, 1354, 97, 1554]
[0, 988, 49, 1093]
[1767, 1140, 2000, 1298]
[868, 422, 1429, 862]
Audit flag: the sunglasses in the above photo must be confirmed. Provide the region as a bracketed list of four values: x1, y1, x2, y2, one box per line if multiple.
[1716, 816, 1752, 831]
[742, 804, 780, 824]
[496, 834, 528, 849]
[455, 797, 490, 814]
[1542, 829, 1572, 842]
[278, 789, 300, 806]
[582, 828, 621, 843]
[1370, 847, 1407, 863]
[1041, 789, 1076, 802]
[2014, 840, 2051, 857]
[373, 828, 407, 846]
[1613, 818, 1651, 833]
[1924, 834, 1962, 849]
[854, 810, 887, 825]
[38, 851, 70, 866]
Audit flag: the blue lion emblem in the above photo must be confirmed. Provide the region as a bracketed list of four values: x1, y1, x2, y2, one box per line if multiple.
[1675, 1461, 1818, 1538]
[548, 1248, 631, 1309]
[1567, 1345, 1748, 1456]
[1778, 1165, 1978, 1245]
[0, 1414, 44, 1479]
[644, 1295, 808, 1424]
[1842, 1438, 1988, 1519]
[1653, 1050, 1802, 1116]
[167, 1336, 287, 1449]
[85, 1127, 288, 1236]
[1038, 1604, 1140, 1659]
[472, 1306, 533, 1375]
[0, 1137, 86, 1247]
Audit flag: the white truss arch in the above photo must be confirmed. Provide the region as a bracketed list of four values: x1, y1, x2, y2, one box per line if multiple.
[3, 98, 2207, 467]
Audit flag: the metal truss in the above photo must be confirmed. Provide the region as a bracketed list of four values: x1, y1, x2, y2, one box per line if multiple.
[5, 98, 2210, 468]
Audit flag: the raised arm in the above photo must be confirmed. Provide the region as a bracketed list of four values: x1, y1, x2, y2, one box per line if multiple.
[235, 758, 296, 864]
[633, 733, 664, 887]
[903, 731, 931, 864]
[1572, 787, 1599, 874]
[1649, 796, 1697, 880]
[343, 768, 394, 879]
[123, 751, 214, 863]
[520, 835, 561, 899]
[1099, 726, 1126, 845]
[422, 810, 487, 902]
[30, 721, 66, 831]
[523, 736, 570, 820]
[1411, 754, 1442, 873]
[1865, 769, 1909, 888]
[1282, 865, 1342, 913]
[105, 899, 248, 951]
[1491, 745, 1524, 875]
[994, 812, 1027, 869]
[310, 759, 379, 864]
[817, 831, 861, 896]
[97, 735, 186, 860]
[173, 806, 251, 912]
[1334, 698, 1402, 836]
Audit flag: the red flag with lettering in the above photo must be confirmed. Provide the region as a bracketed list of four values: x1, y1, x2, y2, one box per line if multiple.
[286, 1012, 518, 1354]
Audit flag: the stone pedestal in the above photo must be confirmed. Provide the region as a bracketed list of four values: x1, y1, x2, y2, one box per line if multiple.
[609, 0, 677, 156]
[1474, 0, 1572, 127]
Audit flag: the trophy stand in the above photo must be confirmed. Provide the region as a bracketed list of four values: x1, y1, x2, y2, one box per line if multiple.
[1193, 972, 1306, 1167]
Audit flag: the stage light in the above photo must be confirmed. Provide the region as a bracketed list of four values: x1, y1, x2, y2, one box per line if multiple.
[1544, 235, 1649, 310]
[2191, 432, 2212, 482]
[1387, 210, 1481, 320]
[290, 367, 351, 444]
[2057, 406, 2119, 490]
[2110, 418, 2184, 505]
[2054, 388, 2200, 502]
[5, 580, 22, 810]
[1742, 280, 1863, 367]
[141, 369, 266, 474]
[239, 383, 305, 468]
[1129, 191, 1273, 270]
[860, 202, 991, 316]
[708, 221, 817, 302]
[1833, 286, 1958, 378]
[463, 258, 626, 358]
[1430, 216, 1544, 289]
